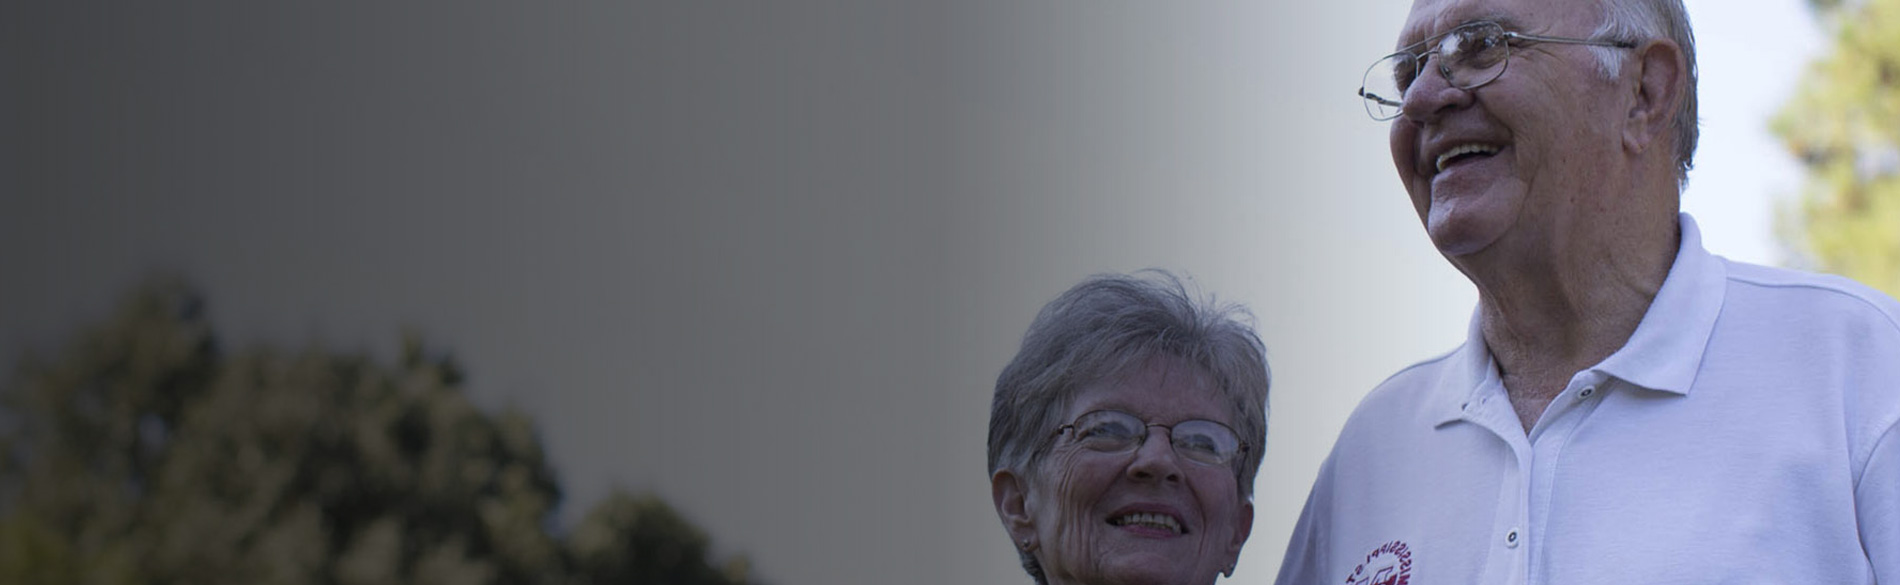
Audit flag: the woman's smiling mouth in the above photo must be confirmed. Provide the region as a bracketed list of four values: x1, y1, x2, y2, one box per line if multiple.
[1108, 511, 1186, 535]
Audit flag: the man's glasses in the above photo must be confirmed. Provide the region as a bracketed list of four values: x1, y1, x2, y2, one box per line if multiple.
[1054, 410, 1247, 467]
[1358, 21, 1636, 121]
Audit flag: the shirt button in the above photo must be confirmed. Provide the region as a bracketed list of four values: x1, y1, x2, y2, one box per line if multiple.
[1505, 529, 1520, 548]
[1579, 386, 1596, 398]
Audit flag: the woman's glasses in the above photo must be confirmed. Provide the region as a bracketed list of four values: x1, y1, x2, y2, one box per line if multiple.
[1054, 410, 1247, 467]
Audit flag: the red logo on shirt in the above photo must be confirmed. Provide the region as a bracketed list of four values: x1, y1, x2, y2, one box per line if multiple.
[1344, 540, 1411, 585]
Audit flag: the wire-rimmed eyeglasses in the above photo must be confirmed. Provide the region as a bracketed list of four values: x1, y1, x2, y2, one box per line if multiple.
[1358, 21, 1637, 121]
[1053, 410, 1248, 467]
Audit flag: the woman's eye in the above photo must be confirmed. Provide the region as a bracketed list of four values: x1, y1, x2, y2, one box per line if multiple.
[1177, 434, 1219, 454]
[1081, 422, 1136, 440]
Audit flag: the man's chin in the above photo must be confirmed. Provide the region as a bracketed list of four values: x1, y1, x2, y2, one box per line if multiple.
[1431, 234, 1495, 258]
[1423, 180, 1525, 259]
[1426, 215, 1507, 258]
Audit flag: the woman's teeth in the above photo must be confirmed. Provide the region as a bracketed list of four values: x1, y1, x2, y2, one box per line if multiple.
[1110, 512, 1183, 534]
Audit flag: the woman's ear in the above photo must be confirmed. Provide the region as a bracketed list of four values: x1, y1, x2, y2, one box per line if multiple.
[1226, 500, 1254, 570]
[992, 468, 1037, 549]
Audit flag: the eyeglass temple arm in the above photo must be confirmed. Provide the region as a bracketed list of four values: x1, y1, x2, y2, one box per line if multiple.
[1504, 32, 1638, 49]
[1358, 87, 1403, 108]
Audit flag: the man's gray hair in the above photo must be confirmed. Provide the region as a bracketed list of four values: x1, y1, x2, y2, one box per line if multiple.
[987, 271, 1270, 584]
[1591, 0, 1699, 184]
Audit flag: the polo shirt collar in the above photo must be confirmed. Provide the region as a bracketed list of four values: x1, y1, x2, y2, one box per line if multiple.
[1591, 213, 1726, 394]
[1427, 308, 1500, 426]
[1428, 213, 1727, 425]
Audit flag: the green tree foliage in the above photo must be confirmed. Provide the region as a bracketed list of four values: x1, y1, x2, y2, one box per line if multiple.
[1775, 0, 1900, 295]
[569, 493, 755, 585]
[0, 278, 755, 585]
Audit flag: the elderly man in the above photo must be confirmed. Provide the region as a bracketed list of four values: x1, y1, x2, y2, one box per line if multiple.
[1277, 0, 1900, 583]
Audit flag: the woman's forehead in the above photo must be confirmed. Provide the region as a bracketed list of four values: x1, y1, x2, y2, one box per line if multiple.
[1069, 356, 1225, 417]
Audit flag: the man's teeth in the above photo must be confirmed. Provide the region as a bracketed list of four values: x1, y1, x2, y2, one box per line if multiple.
[1435, 143, 1501, 172]
[1110, 512, 1183, 534]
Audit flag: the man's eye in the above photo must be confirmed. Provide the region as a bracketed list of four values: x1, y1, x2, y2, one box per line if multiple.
[1394, 58, 1420, 91]
[1455, 35, 1509, 68]
[1472, 34, 1504, 54]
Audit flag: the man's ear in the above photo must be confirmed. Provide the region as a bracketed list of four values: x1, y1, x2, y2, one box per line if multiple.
[1624, 38, 1688, 156]
[992, 469, 1037, 546]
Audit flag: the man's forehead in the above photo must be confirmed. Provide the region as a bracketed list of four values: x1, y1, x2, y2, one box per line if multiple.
[1396, 0, 1517, 48]
[1395, 0, 1575, 49]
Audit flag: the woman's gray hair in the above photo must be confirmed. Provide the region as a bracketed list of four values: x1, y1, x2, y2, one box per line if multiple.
[987, 271, 1270, 584]
[1591, 0, 1699, 184]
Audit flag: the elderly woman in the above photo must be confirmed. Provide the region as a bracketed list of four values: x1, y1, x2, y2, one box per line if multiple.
[989, 271, 1270, 585]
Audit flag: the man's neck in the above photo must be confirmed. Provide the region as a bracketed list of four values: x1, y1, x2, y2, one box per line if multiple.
[1462, 211, 1681, 432]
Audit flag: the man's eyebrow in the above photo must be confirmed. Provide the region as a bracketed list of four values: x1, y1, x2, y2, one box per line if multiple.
[1395, 12, 1521, 51]
[1482, 14, 1525, 31]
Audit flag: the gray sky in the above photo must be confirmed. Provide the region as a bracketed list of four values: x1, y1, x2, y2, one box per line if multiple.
[1, 1, 1820, 583]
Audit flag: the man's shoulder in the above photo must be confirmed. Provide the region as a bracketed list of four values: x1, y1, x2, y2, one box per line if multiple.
[1720, 258, 1900, 334]
[1337, 345, 1466, 431]
[1367, 347, 1462, 399]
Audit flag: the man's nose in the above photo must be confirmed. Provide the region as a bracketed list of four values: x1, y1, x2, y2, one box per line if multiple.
[1399, 61, 1474, 122]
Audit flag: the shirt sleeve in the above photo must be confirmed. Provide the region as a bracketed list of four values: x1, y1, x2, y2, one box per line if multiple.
[1862, 419, 1900, 583]
[1276, 454, 1335, 585]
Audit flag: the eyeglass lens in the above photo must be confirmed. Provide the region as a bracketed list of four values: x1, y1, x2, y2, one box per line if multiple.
[1361, 21, 1511, 120]
[1067, 410, 1241, 466]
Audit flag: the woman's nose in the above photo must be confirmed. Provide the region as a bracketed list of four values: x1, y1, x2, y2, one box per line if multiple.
[1125, 427, 1184, 483]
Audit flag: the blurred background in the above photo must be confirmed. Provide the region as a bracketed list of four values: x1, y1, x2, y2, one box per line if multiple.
[2, 0, 1892, 583]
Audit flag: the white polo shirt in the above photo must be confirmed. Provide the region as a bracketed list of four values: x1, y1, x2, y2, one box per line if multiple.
[1277, 215, 1900, 585]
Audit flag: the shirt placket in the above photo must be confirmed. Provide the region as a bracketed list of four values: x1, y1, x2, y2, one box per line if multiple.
[1460, 371, 1610, 585]
[1459, 376, 1530, 585]
[1524, 373, 1608, 585]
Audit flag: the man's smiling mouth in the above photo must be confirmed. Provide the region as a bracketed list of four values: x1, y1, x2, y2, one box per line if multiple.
[1436, 143, 1502, 173]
